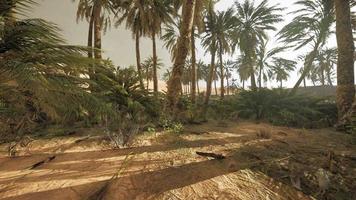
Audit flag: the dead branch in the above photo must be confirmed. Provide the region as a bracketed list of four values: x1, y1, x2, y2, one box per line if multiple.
[196, 151, 226, 159]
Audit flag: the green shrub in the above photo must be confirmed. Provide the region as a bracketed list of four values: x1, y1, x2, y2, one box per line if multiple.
[236, 89, 337, 128]
[206, 89, 337, 128]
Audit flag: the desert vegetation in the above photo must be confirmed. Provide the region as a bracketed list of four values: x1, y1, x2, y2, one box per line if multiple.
[0, 0, 355, 200]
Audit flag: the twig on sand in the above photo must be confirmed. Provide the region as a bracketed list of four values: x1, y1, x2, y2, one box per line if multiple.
[196, 151, 226, 160]
[30, 155, 56, 169]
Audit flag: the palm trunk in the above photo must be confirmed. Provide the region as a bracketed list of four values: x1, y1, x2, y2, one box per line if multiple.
[219, 43, 224, 99]
[88, 10, 94, 58]
[190, 27, 197, 103]
[280, 80, 283, 88]
[203, 2, 216, 113]
[327, 71, 333, 86]
[214, 79, 217, 95]
[250, 71, 257, 90]
[226, 74, 230, 95]
[258, 65, 262, 89]
[152, 32, 158, 94]
[146, 68, 149, 90]
[335, 0, 355, 124]
[290, 40, 321, 94]
[166, 0, 196, 112]
[321, 65, 325, 86]
[93, 1, 102, 59]
[303, 78, 306, 88]
[136, 32, 144, 89]
[242, 80, 245, 90]
[197, 80, 200, 94]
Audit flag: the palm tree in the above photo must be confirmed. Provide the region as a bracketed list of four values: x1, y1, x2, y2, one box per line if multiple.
[256, 41, 288, 89]
[146, 0, 174, 94]
[161, 19, 180, 60]
[233, 54, 253, 90]
[0, 0, 109, 133]
[196, 60, 206, 94]
[314, 48, 337, 86]
[215, 8, 235, 99]
[166, 0, 196, 112]
[270, 58, 297, 88]
[75, 0, 116, 59]
[142, 56, 163, 90]
[115, 0, 150, 89]
[278, 0, 334, 93]
[201, 0, 217, 110]
[321, 48, 337, 86]
[334, 0, 355, 126]
[232, 0, 283, 90]
[224, 60, 234, 95]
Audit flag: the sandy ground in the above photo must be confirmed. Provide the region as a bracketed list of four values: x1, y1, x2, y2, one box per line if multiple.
[0, 121, 355, 200]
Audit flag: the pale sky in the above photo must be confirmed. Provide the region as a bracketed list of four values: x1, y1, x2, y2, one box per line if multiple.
[29, 0, 350, 88]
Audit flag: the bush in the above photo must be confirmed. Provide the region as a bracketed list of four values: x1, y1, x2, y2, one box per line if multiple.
[236, 89, 337, 128]
[206, 89, 337, 128]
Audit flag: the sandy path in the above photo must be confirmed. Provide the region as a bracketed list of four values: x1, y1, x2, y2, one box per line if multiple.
[1, 122, 353, 200]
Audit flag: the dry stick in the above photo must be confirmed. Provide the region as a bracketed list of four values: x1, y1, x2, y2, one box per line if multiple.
[87, 153, 135, 200]
[30, 155, 56, 169]
[196, 151, 226, 160]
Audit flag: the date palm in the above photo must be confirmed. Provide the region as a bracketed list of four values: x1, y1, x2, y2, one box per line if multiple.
[269, 58, 297, 88]
[75, 0, 116, 59]
[201, 0, 217, 109]
[334, 0, 355, 127]
[162, 1, 209, 103]
[116, 0, 150, 89]
[146, 0, 174, 94]
[232, 0, 283, 90]
[233, 54, 251, 90]
[278, 0, 334, 93]
[166, 0, 196, 113]
[256, 41, 288, 89]
[315, 48, 337, 86]
[214, 7, 235, 99]
[142, 56, 163, 90]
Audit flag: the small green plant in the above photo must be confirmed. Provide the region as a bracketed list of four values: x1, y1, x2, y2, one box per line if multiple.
[169, 122, 184, 134]
[160, 118, 184, 134]
[147, 127, 156, 135]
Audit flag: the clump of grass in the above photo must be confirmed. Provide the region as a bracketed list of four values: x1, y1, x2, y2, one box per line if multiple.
[256, 129, 271, 139]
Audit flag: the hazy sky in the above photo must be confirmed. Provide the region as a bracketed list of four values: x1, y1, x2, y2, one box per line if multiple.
[29, 0, 346, 88]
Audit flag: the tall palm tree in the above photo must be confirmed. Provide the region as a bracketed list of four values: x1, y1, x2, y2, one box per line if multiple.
[142, 56, 163, 90]
[215, 8, 235, 99]
[270, 58, 297, 88]
[116, 0, 150, 89]
[146, 0, 174, 94]
[75, 0, 115, 59]
[201, 0, 217, 110]
[196, 60, 206, 94]
[278, 0, 334, 93]
[233, 54, 251, 90]
[321, 48, 337, 86]
[314, 48, 337, 86]
[256, 41, 288, 89]
[232, 0, 283, 90]
[166, 0, 196, 112]
[224, 60, 234, 95]
[334, 0, 355, 126]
